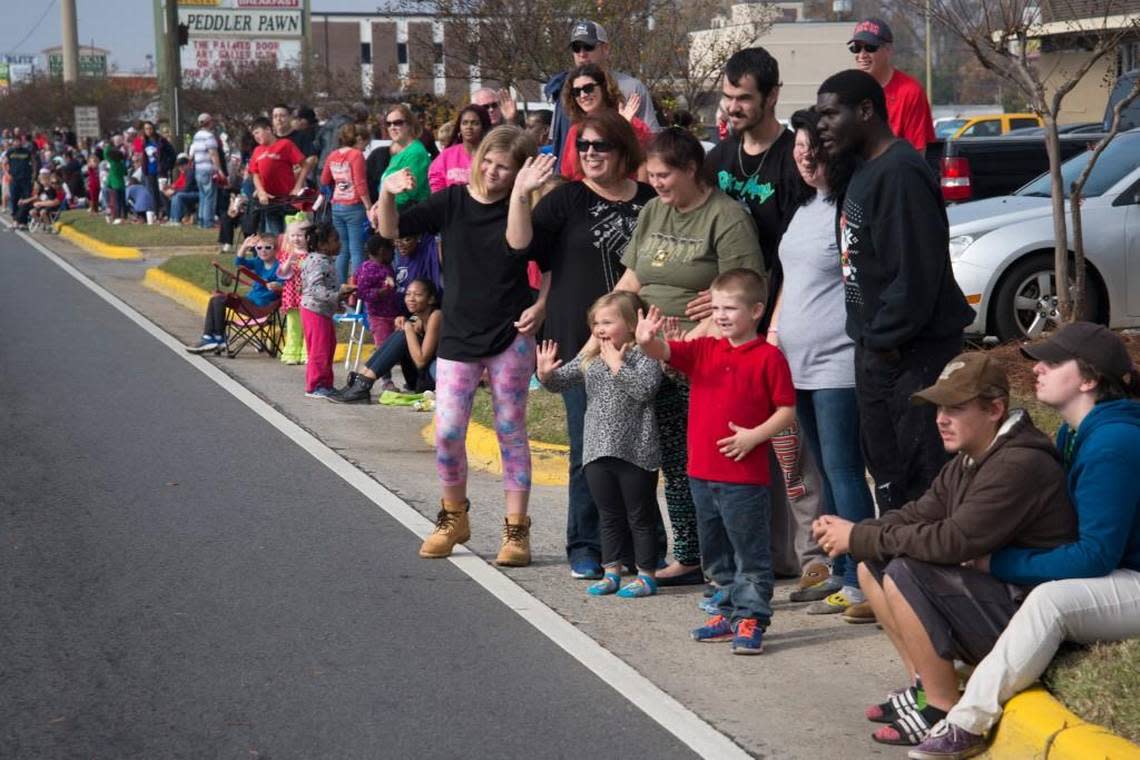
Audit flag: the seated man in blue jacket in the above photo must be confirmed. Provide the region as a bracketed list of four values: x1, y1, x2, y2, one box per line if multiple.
[911, 321, 1140, 760]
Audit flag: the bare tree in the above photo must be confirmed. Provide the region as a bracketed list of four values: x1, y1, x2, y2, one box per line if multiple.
[904, 0, 1140, 323]
[1069, 76, 1140, 315]
[682, 1, 778, 115]
[412, 0, 747, 113]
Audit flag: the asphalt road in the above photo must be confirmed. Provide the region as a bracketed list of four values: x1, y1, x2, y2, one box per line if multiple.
[0, 233, 699, 759]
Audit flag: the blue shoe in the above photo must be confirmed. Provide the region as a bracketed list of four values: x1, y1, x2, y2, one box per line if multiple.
[570, 557, 604, 580]
[305, 387, 335, 399]
[616, 575, 658, 598]
[731, 618, 764, 655]
[587, 572, 621, 596]
[186, 336, 223, 354]
[691, 614, 734, 642]
[698, 587, 730, 614]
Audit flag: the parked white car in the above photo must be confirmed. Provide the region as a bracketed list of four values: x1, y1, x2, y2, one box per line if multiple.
[947, 130, 1140, 342]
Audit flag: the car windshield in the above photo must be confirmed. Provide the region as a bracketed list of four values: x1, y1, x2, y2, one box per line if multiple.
[935, 119, 966, 138]
[1017, 133, 1140, 198]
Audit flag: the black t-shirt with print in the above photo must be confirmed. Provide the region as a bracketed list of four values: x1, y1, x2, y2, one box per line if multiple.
[837, 139, 973, 351]
[530, 181, 657, 363]
[4, 144, 36, 182]
[398, 185, 543, 361]
[705, 129, 802, 275]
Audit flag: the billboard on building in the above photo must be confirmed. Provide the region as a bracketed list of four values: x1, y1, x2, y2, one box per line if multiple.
[178, 4, 303, 86]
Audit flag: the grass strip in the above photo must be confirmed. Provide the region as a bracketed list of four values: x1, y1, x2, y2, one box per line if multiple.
[59, 209, 216, 248]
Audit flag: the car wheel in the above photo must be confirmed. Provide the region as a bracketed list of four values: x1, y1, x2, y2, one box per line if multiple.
[991, 252, 1101, 343]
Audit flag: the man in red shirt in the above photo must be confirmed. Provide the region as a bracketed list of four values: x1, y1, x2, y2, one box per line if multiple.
[249, 116, 306, 234]
[637, 268, 796, 656]
[848, 18, 935, 152]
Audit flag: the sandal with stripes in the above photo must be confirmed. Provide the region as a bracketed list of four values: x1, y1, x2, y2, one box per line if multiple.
[866, 685, 920, 723]
[871, 707, 937, 746]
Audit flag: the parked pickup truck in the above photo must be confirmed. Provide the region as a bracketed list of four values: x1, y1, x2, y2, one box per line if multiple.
[925, 70, 1139, 203]
[924, 133, 1105, 203]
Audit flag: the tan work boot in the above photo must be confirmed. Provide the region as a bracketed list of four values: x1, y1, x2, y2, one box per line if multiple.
[419, 500, 471, 558]
[494, 514, 531, 567]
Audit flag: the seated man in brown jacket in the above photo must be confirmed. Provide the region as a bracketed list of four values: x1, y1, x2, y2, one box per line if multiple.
[812, 352, 1076, 748]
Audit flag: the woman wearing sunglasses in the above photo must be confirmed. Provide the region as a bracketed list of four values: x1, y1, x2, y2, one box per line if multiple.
[507, 109, 659, 581]
[379, 104, 430, 209]
[559, 63, 651, 182]
[428, 104, 492, 192]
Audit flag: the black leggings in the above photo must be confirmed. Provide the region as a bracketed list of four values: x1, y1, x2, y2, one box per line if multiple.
[584, 457, 660, 573]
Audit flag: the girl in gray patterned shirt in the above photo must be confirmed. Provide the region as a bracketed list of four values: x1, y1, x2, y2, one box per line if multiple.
[537, 291, 664, 598]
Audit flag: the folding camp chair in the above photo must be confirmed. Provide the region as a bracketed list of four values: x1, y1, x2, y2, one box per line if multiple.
[333, 300, 370, 372]
[211, 261, 285, 359]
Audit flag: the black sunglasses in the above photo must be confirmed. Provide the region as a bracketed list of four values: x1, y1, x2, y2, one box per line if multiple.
[576, 138, 613, 154]
[571, 42, 596, 53]
[386, 119, 407, 127]
[570, 83, 599, 99]
[848, 42, 880, 54]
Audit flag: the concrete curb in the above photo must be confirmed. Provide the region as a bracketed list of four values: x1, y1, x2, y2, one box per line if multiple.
[56, 223, 144, 260]
[421, 420, 570, 487]
[142, 266, 357, 364]
[987, 687, 1139, 759]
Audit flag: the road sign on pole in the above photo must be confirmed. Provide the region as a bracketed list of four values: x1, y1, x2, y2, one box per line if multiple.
[74, 106, 101, 140]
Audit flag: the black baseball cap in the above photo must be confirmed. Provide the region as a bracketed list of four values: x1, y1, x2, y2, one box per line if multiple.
[850, 18, 893, 45]
[1021, 322, 1136, 388]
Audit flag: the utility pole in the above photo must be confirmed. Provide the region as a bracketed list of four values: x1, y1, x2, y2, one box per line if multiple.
[161, 0, 183, 145]
[925, 0, 933, 105]
[61, 0, 80, 83]
[153, 0, 167, 93]
[301, 0, 312, 90]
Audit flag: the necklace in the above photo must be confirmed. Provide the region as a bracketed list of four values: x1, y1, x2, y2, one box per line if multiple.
[736, 124, 780, 179]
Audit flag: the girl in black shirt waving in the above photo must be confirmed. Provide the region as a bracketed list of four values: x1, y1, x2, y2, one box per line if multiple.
[374, 126, 547, 567]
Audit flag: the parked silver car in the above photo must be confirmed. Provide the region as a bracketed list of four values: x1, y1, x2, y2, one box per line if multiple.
[947, 130, 1140, 341]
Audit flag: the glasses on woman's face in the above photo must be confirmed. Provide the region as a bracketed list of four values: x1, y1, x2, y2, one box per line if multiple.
[571, 83, 599, 99]
[386, 119, 406, 128]
[848, 42, 880, 54]
[576, 138, 613, 154]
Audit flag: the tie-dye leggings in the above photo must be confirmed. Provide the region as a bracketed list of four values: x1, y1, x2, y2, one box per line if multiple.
[434, 333, 536, 492]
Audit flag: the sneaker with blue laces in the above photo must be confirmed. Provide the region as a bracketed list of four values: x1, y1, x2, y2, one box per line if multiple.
[587, 572, 621, 596]
[691, 614, 734, 642]
[699, 587, 730, 614]
[731, 618, 764, 655]
[570, 557, 604, 580]
[616, 574, 658, 598]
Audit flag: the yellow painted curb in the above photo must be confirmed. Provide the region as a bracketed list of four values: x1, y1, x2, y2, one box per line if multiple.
[987, 687, 1140, 759]
[56, 223, 144, 260]
[143, 266, 356, 361]
[422, 420, 569, 487]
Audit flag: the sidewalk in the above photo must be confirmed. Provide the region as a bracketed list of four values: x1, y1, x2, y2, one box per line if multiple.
[19, 224, 1135, 760]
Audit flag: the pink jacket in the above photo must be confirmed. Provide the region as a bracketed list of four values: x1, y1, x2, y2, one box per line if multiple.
[428, 143, 472, 192]
[321, 147, 369, 205]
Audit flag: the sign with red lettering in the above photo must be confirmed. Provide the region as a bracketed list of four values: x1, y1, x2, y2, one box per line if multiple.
[180, 38, 301, 85]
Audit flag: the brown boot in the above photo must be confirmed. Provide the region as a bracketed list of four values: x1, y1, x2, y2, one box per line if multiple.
[494, 514, 531, 567]
[419, 500, 471, 558]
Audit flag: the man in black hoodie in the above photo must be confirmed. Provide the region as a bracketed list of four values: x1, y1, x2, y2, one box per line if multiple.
[816, 69, 974, 514]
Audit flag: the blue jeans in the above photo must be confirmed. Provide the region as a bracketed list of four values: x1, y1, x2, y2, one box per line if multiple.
[196, 168, 217, 228]
[689, 478, 774, 627]
[365, 330, 436, 391]
[796, 387, 875, 589]
[170, 191, 198, 223]
[332, 203, 368, 285]
[562, 385, 601, 562]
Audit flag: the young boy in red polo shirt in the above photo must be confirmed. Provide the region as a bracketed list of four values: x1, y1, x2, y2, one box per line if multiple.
[249, 116, 306, 235]
[636, 268, 795, 654]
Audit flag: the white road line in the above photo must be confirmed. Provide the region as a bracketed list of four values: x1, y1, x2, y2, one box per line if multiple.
[17, 230, 754, 760]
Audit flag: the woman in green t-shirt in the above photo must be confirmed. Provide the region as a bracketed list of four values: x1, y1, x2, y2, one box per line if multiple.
[379, 104, 431, 210]
[103, 145, 127, 221]
[614, 128, 764, 584]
